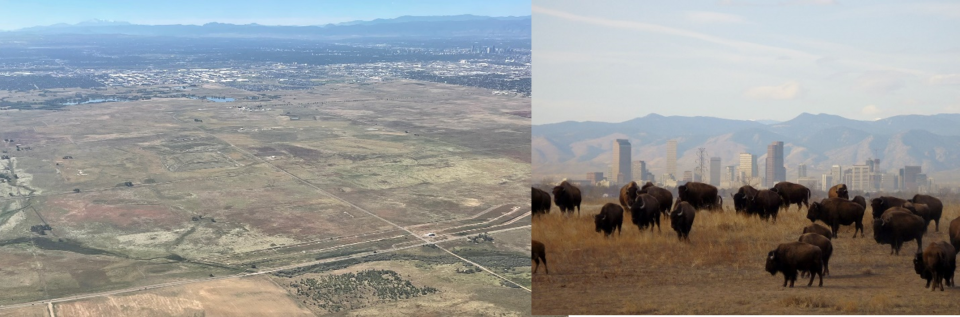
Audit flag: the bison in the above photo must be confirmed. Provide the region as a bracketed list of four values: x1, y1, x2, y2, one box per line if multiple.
[676, 182, 720, 211]
[903, 202, 935, 230]
[747, 189, 781, 222]
[532, 187, 551, 216]
[806, 198, 865, 238]
[732, 185, 759, 213]
[851, 195, 867, 210]
[951, 216, 960, 256]
[873, 208, 926, 255]
[765, 241, 824, 287]
[638, 182, 673, 217]
[552, 181, 582, 216]
[914, 241, 956, 291]
[828, 184, 849, 200]
[532, 240, 548, 274]
[594, 203, 624, 237]
[870, 196, 908, 219]
[630, 193, 661, 232]
[669, 201, 696, 241]
[619, 181, 640, 212]
[909, 194, 944, 232]
[773, 182, 811, 212]
[802, 223, 833, 240]
[799, 233, 833, 276]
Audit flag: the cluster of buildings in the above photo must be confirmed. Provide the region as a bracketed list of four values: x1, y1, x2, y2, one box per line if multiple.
[579, 139, 937, 194]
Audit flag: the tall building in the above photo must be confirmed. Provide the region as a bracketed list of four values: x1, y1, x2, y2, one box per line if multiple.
[831, 165, 843, 185]
[709, 157, 721, 186]
[739, 153, 758, 182]
[798, 164, 807, 179]
[586, 172, 604, 185]
[820, 174, 833, 191]
[666, 140, 678, 179]
[725, 165, 737, 183]
[765, 141, 785, 187]
[611, 139, 632, 184]
[850, 164, 871, 192]
[900, 166, 921, 192]
[635, 160, 654, 182]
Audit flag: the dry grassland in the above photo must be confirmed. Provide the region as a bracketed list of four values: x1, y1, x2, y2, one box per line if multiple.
[533, 199, 960, 315]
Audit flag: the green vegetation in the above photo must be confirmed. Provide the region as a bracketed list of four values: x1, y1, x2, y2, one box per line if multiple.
[289, 269, 439, 313]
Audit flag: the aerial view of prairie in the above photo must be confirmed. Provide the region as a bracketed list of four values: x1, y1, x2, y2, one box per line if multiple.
[0, 1, 533, 316]
[533, 0, 960, 315]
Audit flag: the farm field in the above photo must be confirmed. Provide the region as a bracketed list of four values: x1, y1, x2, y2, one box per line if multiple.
[0, 80, 531, 314]
[533, 199, 960, 315]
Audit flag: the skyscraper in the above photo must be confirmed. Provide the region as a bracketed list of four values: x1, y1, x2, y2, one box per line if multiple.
[765, 141, 785, 187]
[709, 157, 721, 186]
[900, 165, 921, 192]
[831, 165, 843, 185]
[586, 172, 604, 185]
[612, 139, 632, 184]
[798, 164, 807, 179]
[739, 153, 758, 181]
[851, 164, 871, 192]
[666, 140, 677, 179]
[725, 165, 737, 183]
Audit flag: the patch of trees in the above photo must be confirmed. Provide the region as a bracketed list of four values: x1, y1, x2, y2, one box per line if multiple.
[289, 269, 439, 313]
[0, 75, 104, 92]
[62, 156, 73, 159]
[468, 232, 494, 244]
[30, 224, 52, 235]
[402, 71, 530, 96]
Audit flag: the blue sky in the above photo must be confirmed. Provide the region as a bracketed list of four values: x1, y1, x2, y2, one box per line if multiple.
[533, 0, 960, 124]
[0, 0, 530, 30]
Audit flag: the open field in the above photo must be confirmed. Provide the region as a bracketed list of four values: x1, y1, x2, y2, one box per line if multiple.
[0, 79, 530, 312]
[533, 199, 960, 315]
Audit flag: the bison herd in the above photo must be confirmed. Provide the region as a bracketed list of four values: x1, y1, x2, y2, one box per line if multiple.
[533, 180, 960, 291]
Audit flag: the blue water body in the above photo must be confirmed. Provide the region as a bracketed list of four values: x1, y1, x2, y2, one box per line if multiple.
[206, 97, 234, 102]
[61, 98, 120, 105]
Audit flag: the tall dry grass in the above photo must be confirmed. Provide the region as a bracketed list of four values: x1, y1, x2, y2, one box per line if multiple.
[533, 199, 960, 275]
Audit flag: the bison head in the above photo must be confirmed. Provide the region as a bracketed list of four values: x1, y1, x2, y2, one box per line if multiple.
[837, 185, 848, 197]
[914, 252, 927, 277]
[872, 218, 889, 244]
[594, 214, 605, 233]
[870, 198, 885, 218]
[765, 251, 778, 275]
[805, 202, 822, 222]
[641, 182, 655, 191]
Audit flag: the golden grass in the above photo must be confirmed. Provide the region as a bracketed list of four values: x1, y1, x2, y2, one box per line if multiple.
[533, 199, 960, 315]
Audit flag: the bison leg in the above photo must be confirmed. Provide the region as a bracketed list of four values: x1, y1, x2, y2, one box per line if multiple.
[543, 258, 548, 274]
[782, 275, 789, 288]
[655, 216, 661, 233]
[855, 221, 864, 238]
[936, 219, 940, 232]
[808, 271, 815, 286]
[832, 224, 839, 239]
[916, 236, 923, 255]
[533, 259, 540, 274]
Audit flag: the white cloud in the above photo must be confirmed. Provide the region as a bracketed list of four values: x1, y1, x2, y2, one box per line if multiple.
[532, 5, 816, 59]
[685, 11, 746, 24]
[928, 74, 960, 85]
[861, 105, 880, 115]
[743, 81, 802, 100]
[854, 71, 910, 93]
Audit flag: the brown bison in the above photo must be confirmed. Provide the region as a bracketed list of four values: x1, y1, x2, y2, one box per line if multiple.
[630, 193, 661, 232]
[914, 241, 956, 291]
[870, 196, 908, 219]
[595, 203, 624, 237]
[909, 194, 944, 232]
[676, 182, 720, 211]
[639, 182, 673, 217]
[618, 181, 639, 212]
[903, 202, 935, 230]
[799, 233, 833, 276]
[773, 182, 811, 212]
[552, 181, 582, 216]
[732, 185, 759, 213]
[747, 189, 781, 222]
[851, 195, 867, 210]
[669, 201, 696, 241]
[532, 187, 551, 216]
[766, 241, 824, 287]
[532, 240, 548, 274]
[806, 198, 865, 238]
[802, 223, 833, 240]
[873, 208, 926, 255]
[951, 216, 960, 255]
[828, 184, 849, 200]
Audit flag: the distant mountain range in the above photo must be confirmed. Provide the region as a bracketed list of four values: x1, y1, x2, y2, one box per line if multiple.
[533, 113, 960, 185]
[4, 15, 531, 39]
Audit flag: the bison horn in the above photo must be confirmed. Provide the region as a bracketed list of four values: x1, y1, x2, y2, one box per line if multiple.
[639, 201, 645, 209]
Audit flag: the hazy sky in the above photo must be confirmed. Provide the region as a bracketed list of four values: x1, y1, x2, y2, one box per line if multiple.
[0, 0, 530, 30]
[533, 0, 960, 124]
